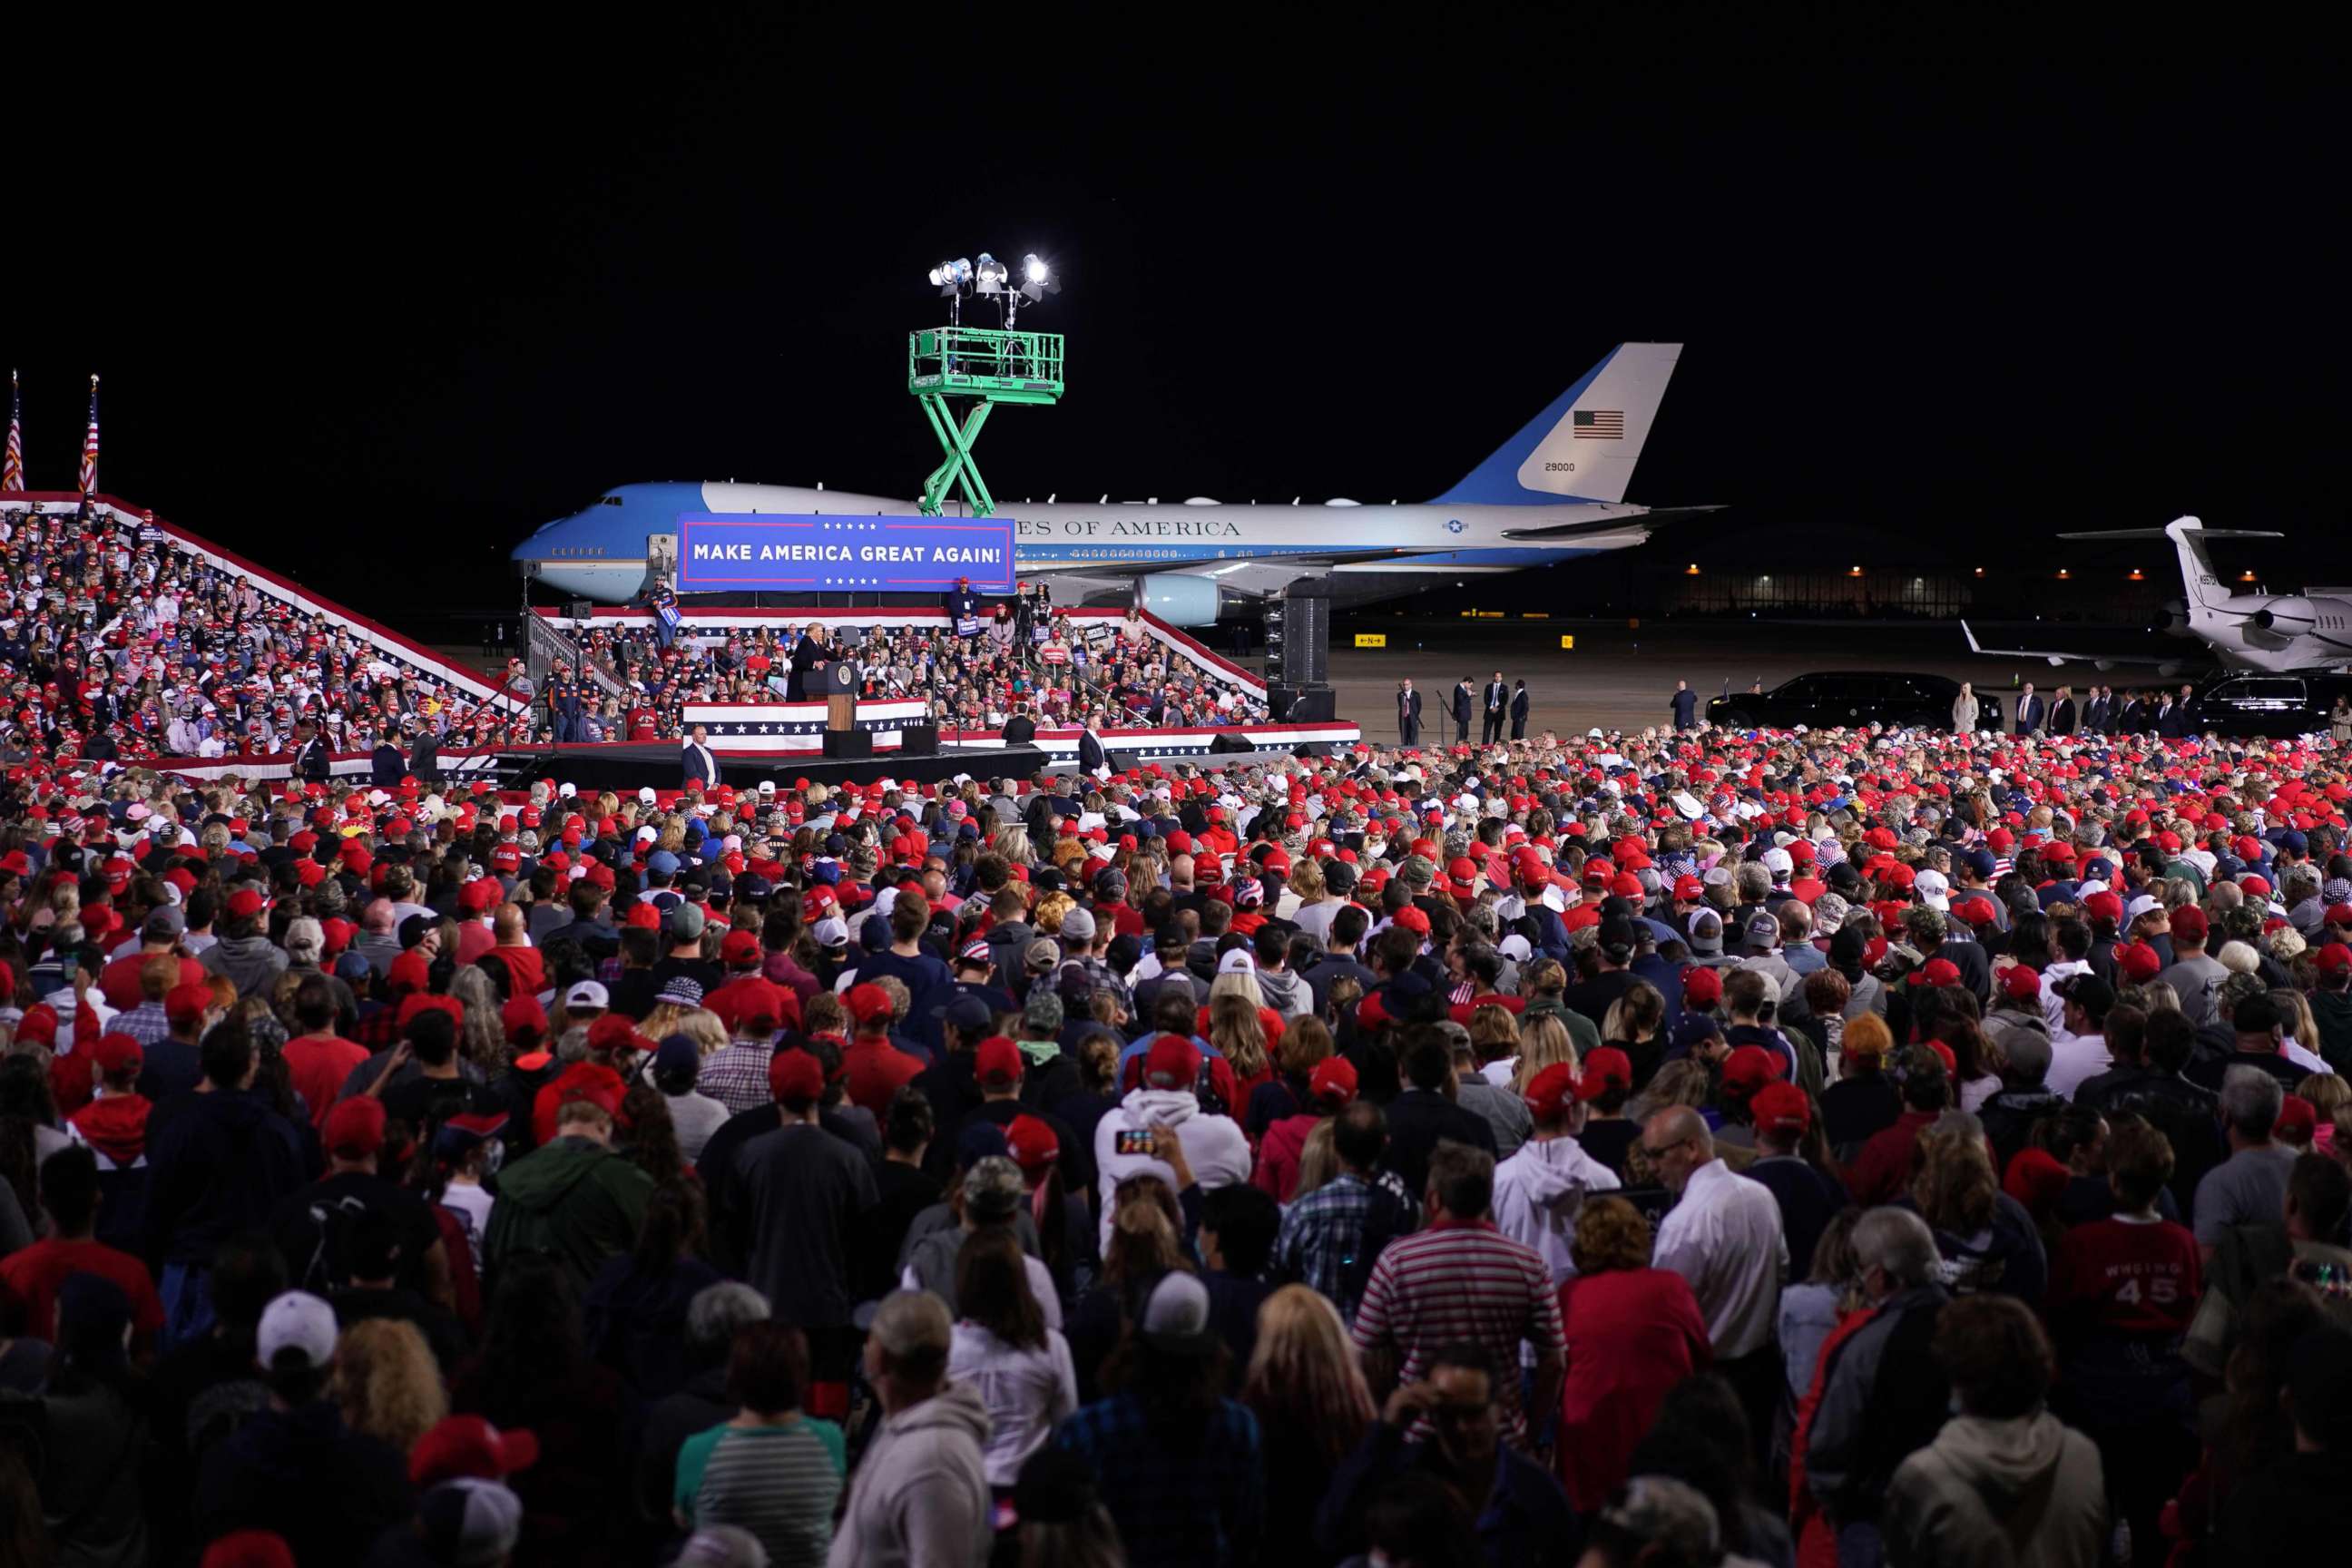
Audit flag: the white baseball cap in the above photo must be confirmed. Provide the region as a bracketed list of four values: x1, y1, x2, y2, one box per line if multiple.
[1217, 948, 1258, 975]
[256, 1290, 338, 1371]
[564, 981, 610, 1013]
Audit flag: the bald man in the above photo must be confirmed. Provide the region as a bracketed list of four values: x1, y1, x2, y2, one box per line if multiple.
[1643, 1104, 1788, 1457]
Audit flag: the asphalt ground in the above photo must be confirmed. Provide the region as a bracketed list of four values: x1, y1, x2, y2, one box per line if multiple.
[1261, 621, 2136, 741]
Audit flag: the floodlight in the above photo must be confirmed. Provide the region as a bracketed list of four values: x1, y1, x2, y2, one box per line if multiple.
[951, 258, 973, 284]
[1023, 253, 1050, 285]
[975, 252, 1006, 295]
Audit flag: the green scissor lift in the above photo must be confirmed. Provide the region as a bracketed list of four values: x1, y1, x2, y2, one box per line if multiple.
[908, 326, 1065, 517]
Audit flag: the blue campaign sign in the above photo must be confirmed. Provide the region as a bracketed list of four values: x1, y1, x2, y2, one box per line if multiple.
[676, 514, 1016, 593]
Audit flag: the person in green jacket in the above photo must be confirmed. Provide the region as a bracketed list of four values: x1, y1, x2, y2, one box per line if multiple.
[485, 1095, 653, 1295]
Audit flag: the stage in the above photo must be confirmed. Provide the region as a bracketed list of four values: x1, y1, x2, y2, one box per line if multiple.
[493, 742, 1051, 793]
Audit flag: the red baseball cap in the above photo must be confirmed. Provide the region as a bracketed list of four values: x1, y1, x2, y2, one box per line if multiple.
[846, 983, 895, 1028]
[164, 983, 215, 1028]
[1750, 1082, 1811, 1135]
[1308, 1056, 1358, 1107]
[1681, 967, 1723, 1008]
[2170, 906, 2209, 943]
[1720, 1044, 1786, 1094]
[1004, 1112, 1059, 1171]
[1999, 965, 2044, 1004]
[768, 1048, 825, 1102]
[975, 1035, 1024, 1088]
[226, 887, 265, 922]
[322, 1095, 387, 1159]
[1144, 1034, 1202, 1088]
[408, 1414, 541, 1487]
[2317, 943, 2352, 978]
[90, 1032, 143, 1076]
[1575, 1045, 1634, 1102]
[1524, 1062, 1578, 1122]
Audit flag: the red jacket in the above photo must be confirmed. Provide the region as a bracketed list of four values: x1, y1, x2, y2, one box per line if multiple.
[1253, 1112, 1319, 1203]
[68, 1094, 151, 1168]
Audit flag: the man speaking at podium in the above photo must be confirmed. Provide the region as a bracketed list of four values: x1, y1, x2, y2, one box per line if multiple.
[786, 622, 833, 701]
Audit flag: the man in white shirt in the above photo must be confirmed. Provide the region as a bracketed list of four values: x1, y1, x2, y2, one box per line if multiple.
[1643, 1104, 1788, 1455]
[2048, 973, 2116, 1102]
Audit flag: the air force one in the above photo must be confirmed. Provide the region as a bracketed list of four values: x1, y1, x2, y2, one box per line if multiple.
[1964, 516, 2352, 676]
[511, 342, 1716, 625]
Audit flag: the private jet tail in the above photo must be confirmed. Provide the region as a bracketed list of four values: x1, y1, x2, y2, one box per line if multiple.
[2057, 515, 2283, 620]
[1433, 342, 1682, 506]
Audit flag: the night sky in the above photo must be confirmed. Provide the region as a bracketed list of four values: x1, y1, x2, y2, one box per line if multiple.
[9, 12, 2342, 620]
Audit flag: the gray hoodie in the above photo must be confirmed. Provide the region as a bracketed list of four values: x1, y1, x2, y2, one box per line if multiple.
[827, 1380, 993, 1568]
[1255, 965, 1310, 1020]
[1885, 1412, 2105, 1568]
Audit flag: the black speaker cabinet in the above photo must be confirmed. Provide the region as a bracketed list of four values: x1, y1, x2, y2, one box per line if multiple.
[899, 724, 940, 757]
[1207, 732, 1256, 755]
[1108, 750, 1147, 774]
[821, 730, 874, 760]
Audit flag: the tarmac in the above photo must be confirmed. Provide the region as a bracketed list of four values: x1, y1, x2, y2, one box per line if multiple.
[1252, 619, 2137, 741]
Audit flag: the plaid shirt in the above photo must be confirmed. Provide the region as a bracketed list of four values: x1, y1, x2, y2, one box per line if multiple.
[697, 1042, 775, 1116]
[1054, 1391, 1262, 1568]
[114, 1001, 172, 1049]
[1272, 1170, 1420, 1323]
[353, 1002, 404, 1054]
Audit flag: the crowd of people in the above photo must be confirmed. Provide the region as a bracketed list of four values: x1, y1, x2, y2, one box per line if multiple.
[0, 502, 541, 767]
[544, 593, 1276, 745]
[3, 704, 2352, 1565]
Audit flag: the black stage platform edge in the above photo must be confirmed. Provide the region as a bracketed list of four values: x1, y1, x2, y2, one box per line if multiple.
[495, 744, 1050, 793]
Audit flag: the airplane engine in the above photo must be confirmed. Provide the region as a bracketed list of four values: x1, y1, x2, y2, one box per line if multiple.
[1137, 573, 1228, 628]
[2247, 595, 2318, 643]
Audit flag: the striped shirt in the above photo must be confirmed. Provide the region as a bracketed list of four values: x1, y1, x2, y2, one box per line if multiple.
[674, 1417, 846, 1568]
[1350, 1218, 1564, 1446]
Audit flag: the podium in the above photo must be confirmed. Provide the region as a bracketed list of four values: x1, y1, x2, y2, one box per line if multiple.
[821, 662, 870, 759]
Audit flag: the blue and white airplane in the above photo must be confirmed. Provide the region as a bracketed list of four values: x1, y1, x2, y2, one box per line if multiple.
[511, 341, 1715, 625]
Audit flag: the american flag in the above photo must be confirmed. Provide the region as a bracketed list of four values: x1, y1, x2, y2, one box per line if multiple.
[2, 370, 22, 493]
[77, 376, 100, 495]
[1573, 408, 1624, 440]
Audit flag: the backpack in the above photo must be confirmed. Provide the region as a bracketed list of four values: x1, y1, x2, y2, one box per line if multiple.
[289, 1191, 376, 1295]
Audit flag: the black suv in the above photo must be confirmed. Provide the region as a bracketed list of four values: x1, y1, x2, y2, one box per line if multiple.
[2181, 672, 2352, 738]
[1706, 671, 2004, 732]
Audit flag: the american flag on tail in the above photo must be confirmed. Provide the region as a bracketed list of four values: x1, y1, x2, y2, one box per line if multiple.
[77, 376, 99, 495]
[2, 371, 22, 492]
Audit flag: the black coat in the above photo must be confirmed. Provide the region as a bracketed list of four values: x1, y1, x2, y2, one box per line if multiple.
[1451, 686, 1474, 723]
[2049, 698, 2077, 736]
[1396, 687, 1422, 722]
[1511, 685, 1530, 722]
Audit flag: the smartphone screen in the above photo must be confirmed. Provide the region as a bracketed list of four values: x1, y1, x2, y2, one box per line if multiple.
[1114, 1129, 1156, 1157]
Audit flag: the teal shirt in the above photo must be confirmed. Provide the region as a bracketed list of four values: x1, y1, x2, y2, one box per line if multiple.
[674, 1417, 847, 1567]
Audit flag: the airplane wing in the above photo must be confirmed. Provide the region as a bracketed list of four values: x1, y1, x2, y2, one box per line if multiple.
[1959, 618, 2188, 668]
[1501, 505, 1726, 541]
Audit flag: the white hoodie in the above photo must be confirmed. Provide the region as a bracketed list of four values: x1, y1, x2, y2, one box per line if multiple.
[1092, 1086, 1253, 1248]
[1491, 1133, 1623, 1286]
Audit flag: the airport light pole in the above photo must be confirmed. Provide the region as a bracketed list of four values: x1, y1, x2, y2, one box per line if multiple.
[911, 253, 1063, 517]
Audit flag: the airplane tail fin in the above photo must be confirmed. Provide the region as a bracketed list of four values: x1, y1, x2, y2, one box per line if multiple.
[2057, 516, 2281, 612]
[1432, 342, 1682, 506]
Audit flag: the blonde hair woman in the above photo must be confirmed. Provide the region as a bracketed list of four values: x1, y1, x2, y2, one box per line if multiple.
[673, 1007, 730, 1059]
[1209, 994, 1269, 1083]
[1209, 969, 1265, 1011]
[1241, 1286, 1375, 1560]
[333, 1318, 446, 1454]
[992, 825, 1033, 867]
[446, 965, 506, 1071]
[1514, 1012, 1580, 1096]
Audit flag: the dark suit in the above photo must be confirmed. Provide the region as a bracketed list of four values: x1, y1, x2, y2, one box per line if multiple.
[1510, 683, 1530, 740]
[370, 744, 407, 788]
[1481, 681, 1509, 743]
[2015, 694, 2045, 734]
[1002, 713, 1036, 745]
[1671, 688, 1698, 730]
[1396, 686, 1422, 747]
[2155, 699, 2183, 738]
[292, 736, 331, 784]
[2081, 695, 2106, 733]
[682, 740, 720, 788]
[2050, 698, 2077, 736]
[1077, 730, 1108, 777]
[786, 636, 828, 701]
[1451, 684, 1473, 744]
